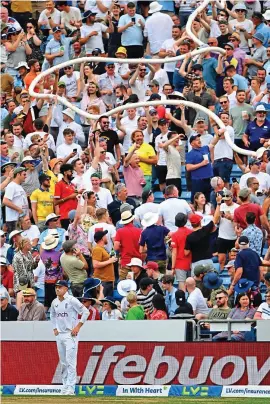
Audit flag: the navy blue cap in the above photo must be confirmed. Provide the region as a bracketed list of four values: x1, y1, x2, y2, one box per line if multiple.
[55, 280, 69, 288]
[189, 134, 201, 144]
[82, 10, 97, 21]
[52, 26, 62, 33]
[106, 62, 115, 66]
[7, 27, 17, 35]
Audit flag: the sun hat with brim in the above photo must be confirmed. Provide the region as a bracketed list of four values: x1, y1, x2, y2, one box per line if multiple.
[63, 108, 75, 120]
[120, 211, 134, 225]
[99, 296, 117, 309]
[41, 234, 59, 250]
[115, 46, 127, 57]
[83, 277, 101, 294]
[252, 32, 264, 43]
[235, 278, 254, 293]
[235, 3, 247, 10]
[82, 10, 97, 21]
[203, 272, 223, 290]
[126, 257, 144, 269]
[78, 289, 97, 304]
[225, 42, 234, 49]
[49, 158, 63, 170]
[23, 288, 36, 296]
[45, 213, 60, 225]
[117, 279, 137, 297]
[255, 104, 266, 113]
[9, 230, 23, 241]
[21, 156, 40, 167]
[148, 1, 163, 14]
[141, 212, 159, 228]
[1, 162, 17, 173]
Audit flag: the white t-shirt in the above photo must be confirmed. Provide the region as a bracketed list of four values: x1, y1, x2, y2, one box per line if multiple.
[85, 0, 112, 19]
[158, 198, 192, 231]
[60, 72, 80, 97]
[239, 171, 270, 192]
[188, 287, 209, 315]
[33, 260, 45, 290]
[61, 7, 82, 32]
[23, 131, 56, 152]
[256, 302, 270, 319]
[72, 174, 84, 191]
[56, 142, 82, 163]
[56, 122, 85, 148]
[229, 19, 254, 52]
[38, 8, 61, 29]
[82, 162, 112, 190]
[160, 38, 177, 72]
[214, 126, 234, 161]
[155, 133, 168, 166]
[4, 182, 28, 221]
[226, 91, 237, 108]
[144, 11, 173, 54]
[80, 22, 108, 54]
[88, 222, 116, 252]
[134, 202, 159, 222]
[0, 243, 10, 258]
[120, 115, 139, 153]
[21, 225, 40, 242]
[95, 188, 113, 209]
[130, 74, 151, 102]
[218, 202, 239, 240]
[153, 69, 169, 89]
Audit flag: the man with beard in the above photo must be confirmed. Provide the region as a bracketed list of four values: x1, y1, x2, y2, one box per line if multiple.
[97, 116, 121, 165]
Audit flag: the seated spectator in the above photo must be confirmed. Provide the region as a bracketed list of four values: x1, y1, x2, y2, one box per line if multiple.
[208, 290, 231, 320]
[254, 288, 270, 319]
[186, 277, 210, 320]
[115, 203, 141, 230]
[0, 256, 14, 297]
[108, 183, 137, 226]
[137, 277, 156, 314]
[171, 213, 192, 291]
[213, 292, 256, 341]
[126, 258, 148, 290]
[203, 272, 227, 307]
[39, 213, 65, 252]
[162, 275, 177, 317]
[174, 290, 194, 316]
[78, 290, 100, 321]
[60, 240, 88, 298]
[18, 288, 46, 321]
[18, 215, 40, 247]
[1, 289, 18, 321]
[234, 278, 262, 308]
[125, 291, 145, 320]
[117, 279, 137, 317]
[145, 261, 163, 295]
[146, 293, 168, 320]
[100, 296, 122, 320]
[140, 212, 170, 274]
[134, 189, 159, 223]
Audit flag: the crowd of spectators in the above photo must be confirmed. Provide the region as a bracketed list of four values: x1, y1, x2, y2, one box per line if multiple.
[1, 1, 270, 339]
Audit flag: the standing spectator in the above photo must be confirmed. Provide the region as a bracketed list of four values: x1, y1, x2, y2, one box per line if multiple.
[19, 215, 40, 247]
[123, 146, 146, 203]
[5, 27, 32, 78]
[18, 288, 46, 321]
[174, 290, 194, 316]
[56, 129, 83, 163]
[98, 116, 121, 161]
[140, 212, 170, 273]
[161, 132, 182, 195]
[38, 1, 61, 31]
[239, 158, 270, 192]
[137, 278, 156, 314]
[244, 33, 267, 78]
[1, 288, 18, 321]
[229, 90, 254, 150]
[60, 65, 81, 102]
[161, 275, 177, 317]
[158, 185, 192, 232]
[186, 277, 209, 319]
[98, 63, 122, 107]
[3, 167, 28, 232]
[159, 25, 182, 85]
[88, 208, 116, 254]
[241, 212, 263, 255]
[114, 211, 142, 280]
[144, 2, 173, 55]
[108, 183, 137, 226]
[83, 173, 113, 209]
[228, 3, 253, 54]
[24, 59, 41, 92]
[56, 112, 84, 149]
[155, 118, 169, 191]
[39, 213, 65, 253]
[60, 240, 88, 297]
[134, 189, 159, 224]
[118, 2, 145, 58]
[129, 63, 156, 102]
[243, 105, 270, 152]
[54, 164, 78, 230]
[107, 2, 122, 57]
[58, 1, 82, 34]
[171, 213, 192, 291]
[41, 234, 62, 311]
[10, 1, 32, 31]
[92, 230, 117, 297]
[44, 26, 74, 68]
[12, 238, 37, 293]
[30, 174, 54, 230]
[80, 10, 111, 56]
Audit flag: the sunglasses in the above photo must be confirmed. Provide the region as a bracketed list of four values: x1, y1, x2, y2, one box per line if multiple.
[220, 101, 228, 104]
[208, 42, 215, 45]
[50, 218, 59, 222]
[230, 38, 237, 42]
[0, 235, 6, 237]
[266, 295, 270, 298]
[107, 65, 114, 68]
[102, 121, 109, 124]
[64, 67, 72, 70]
[236, 9, 245, 12]
[225, 47, 232, 50]
[216, 297, 225, 300]
[140, 69, 146, 72]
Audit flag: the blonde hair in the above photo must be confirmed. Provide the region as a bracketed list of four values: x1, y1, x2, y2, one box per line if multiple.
[126, 291, 137, 303]
[18, 238, 31, 251]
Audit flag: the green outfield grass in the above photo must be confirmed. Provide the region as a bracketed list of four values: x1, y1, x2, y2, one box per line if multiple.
[2, 397, 269, 404]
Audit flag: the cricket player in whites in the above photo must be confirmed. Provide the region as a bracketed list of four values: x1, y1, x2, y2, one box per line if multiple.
[51, 280, 89, 395]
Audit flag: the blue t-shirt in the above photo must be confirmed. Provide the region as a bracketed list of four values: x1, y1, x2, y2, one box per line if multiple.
[173, 50, 187, 91]
[140, 224, 170, 260]
[186, 146, 213, 180]
[45, 35, 73, 66]
[255, 23, 270, 48]
[245, 118, 270, 151]
[234, 248, 261, 286]
[233, 74, 248, 91]
[202, 58, 218, 90]
[118, 14, 145, 46]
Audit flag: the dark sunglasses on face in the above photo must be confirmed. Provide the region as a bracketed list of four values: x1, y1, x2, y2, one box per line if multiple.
[225, 47, 232, 50]
[216, 297, 225, 300]
[140, 69, 146, 72]
[220, 101, 228, 104]
[64, 67, 72, 70]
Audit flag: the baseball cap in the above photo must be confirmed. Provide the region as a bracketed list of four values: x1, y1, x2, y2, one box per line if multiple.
[94, 230, 108, 243]
[91, 172, 101, 179]
[249, 157, 261, 166]
[189, 213, 202, 225]
[225, 260, 235, 268]
[191, 64, 203, 71]
[13, 167, 27, 175]
[252, 12, 263, 19]
[0, 289, 9, 300]
[158, 118, 168, 125]
[145, 261, 158, 271]
[148, 93, 161, 101]
[195, 117, 206, 124]
[15, 61, 29, 70]
[62, 240, 76, 253]
[238, 235, 249, 245]
[106, 62, 115, 66]
[194, 264, 212, 276]
[55, 280, 69, 288]
[23, 288, 36, 296]
[239, 188, 250, 199]
[139, 278, 154, 288]
[39, 173, 51, 183]
[58, 81, 66, 87]
[149, 108, 158, 115]
[189, 134, 200, 144]
[235, 3, 247, 10]
[52, 26, 62, 33]
[223, 189, 232, 200]
[7, 27, 16, 35]
[142, 189, 153, 203]
[225, 42, 234, 49]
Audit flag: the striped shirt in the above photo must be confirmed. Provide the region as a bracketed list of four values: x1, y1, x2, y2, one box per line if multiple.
[137, 288, 156, 314]
[256, 302, 270, 319]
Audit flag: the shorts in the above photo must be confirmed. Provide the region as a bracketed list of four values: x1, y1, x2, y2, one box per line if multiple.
[216, 238, 236, 254]
[213, 160, 233, 183]
[175, 269, 190, 282]
[157, 165, 167, 184]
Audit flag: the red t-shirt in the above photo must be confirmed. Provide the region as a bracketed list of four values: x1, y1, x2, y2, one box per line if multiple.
[54, 180, 77, 219]
[79, 306, 100, 320]
[1, 269, 14, 289]
[171, 227, 193, 270]
[114, 223, 142, 266]
[234, 203, 263, 229]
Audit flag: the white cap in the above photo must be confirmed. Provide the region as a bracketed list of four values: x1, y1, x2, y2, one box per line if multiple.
[15, 61, 29, 70]
[0, 230, 6, 236]
[45, 213, 60, 224]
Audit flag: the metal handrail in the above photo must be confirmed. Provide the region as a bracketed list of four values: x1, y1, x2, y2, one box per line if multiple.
[197, 319, 256, 341]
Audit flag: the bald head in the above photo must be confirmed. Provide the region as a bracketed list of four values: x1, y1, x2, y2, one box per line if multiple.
[186, 277, 196, 291]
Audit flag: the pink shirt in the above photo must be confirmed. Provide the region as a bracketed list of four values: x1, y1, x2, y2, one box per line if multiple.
[123, 165, 145, 197]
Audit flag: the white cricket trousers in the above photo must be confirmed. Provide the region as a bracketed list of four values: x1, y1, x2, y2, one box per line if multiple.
[56, 332, 78, 391]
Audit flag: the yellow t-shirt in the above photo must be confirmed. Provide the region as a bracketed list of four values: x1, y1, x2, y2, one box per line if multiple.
[11, 1, 32, 12]
[30, 189, 54, 222]
[45, 169, 62, 194]
[128, 143, 156, 176]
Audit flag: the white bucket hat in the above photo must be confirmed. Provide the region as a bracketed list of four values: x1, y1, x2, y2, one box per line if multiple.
[148, 1, 163, 14]
[141, 212, 159, 228]
[126, 258, 144, 269]
[41, 234, 59, 250]
[117, 279, 137, 296]
[63, 108, 75, 120]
